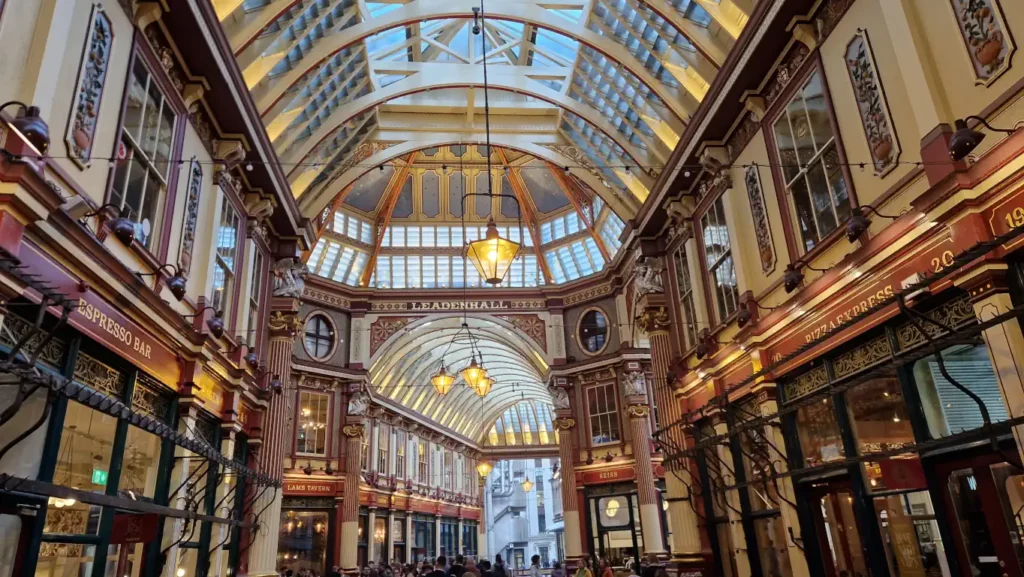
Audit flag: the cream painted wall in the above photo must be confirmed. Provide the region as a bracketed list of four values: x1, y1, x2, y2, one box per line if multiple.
[818, 0, 923, 208]
[912, 0, 1024, 143]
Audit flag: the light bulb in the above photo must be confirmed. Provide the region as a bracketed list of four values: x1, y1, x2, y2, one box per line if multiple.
[487, 250, 498, 262]
[64, 497, 76, 507]
[177, 569, 187, 577]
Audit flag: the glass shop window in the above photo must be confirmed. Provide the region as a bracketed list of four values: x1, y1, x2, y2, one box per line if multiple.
[910, 344, 1009, 439]
[845, 377, 914, 453]
[279, 510, 330, 575]
[586, 382, 620, 445]
[872, 491, 951, 577]
[795, 398, 845, 467]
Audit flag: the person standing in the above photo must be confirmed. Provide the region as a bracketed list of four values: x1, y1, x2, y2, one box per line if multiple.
[528, 555, 542, 577]
[450, 555, 467, 577]
[426, 556, 448, 577]
[574, 558, 593, 577]
[599, 559, 613, 577]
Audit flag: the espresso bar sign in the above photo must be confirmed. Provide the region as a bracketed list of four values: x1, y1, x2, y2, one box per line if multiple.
[409, 301, 510, 311]
[77, 301, 153, 359]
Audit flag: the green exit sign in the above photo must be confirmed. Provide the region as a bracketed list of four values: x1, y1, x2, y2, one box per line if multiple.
[91, 468, 108, 486]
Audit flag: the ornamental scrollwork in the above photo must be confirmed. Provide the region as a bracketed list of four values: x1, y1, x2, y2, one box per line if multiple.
[66, 5, 113, 167]
[626, 404, 650, 418]
[178, 159, 202, 278]
[268, 311, 302, 336]
[342, 424, 365, 438]
[552, 417, 576, 431]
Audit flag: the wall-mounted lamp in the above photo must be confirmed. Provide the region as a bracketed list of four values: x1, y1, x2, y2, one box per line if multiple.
[135, 264, 187, 301]
[783, 260, 830, 294]
[846, 205, 899, 243]
[182, 306, 224, 339]
[0, 101, 50, 153]
[737, 294, 776, 328]
[949, 116, 1019, 161]
[81, 204, 135, 246]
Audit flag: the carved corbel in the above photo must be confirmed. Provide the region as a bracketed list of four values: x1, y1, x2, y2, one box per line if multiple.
[741, 91, 767, 121]
[214, 139, 246, 169]
[792, 22, 818, 51]
[699, 146, 730, 172]
[244, 191, 276, 222]
[182, 83, 206, 111]
[134, 1, 163, 29]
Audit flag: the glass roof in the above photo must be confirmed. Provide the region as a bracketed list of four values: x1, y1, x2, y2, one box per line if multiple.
[222, 0, 745, 220]
[305, 145, 627, 287]
[486, 401, 558, 447]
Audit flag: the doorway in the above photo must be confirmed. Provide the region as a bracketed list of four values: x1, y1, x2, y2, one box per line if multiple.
[587, 492, 643, 569]
[807, 481, 869, 577]
[935, 455, 1024, 577]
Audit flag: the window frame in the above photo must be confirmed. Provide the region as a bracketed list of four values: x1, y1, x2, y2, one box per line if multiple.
[763, 54, 858, 262]
[105, 39, 186, 261]
[377, 422, 390, 474]
[246, 244, 268, 351]
[671, 241, 699, 352]
[576, 306, 610, 356]
[585, 381, 621, 447]
[210, 191, 247, 329]
[417, 438, 429, 482]
[294, 388, 332, 458]
[697, 193, 740, 325]
[303, 312, 337, 361]
[395, 429, 406, 479]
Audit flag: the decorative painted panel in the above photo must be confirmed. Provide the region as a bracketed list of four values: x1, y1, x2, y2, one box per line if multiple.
[744, 166, 775, 273]
[948, 0, 1016, 85]
[496, 314, 547, 352]
[178, 159, 202, 278]
[845, 30, 901, 175]
[369, 316, 423, 356]
[65, 5, 114, 167]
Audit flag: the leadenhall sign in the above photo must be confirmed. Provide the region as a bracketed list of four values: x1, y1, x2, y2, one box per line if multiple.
[767, 215, 986, 375]
[408, 301, 510, 311]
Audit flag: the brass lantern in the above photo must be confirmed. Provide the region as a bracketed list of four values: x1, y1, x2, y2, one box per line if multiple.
[476, 460, 493, 478]
[473, 376, 495, 398]
[521, 477, 534, 492]
[460, 356, 488, 391]
[430, 363, 456, 395]
[465, 216, 520, 285]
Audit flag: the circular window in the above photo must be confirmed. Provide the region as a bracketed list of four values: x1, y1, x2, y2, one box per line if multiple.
[578, 308, 609, 355]
[304, 313, 336, 360]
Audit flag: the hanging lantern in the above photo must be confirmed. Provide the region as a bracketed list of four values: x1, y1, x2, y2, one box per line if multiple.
[521, 477, 534, 492]
[476, 460, 493, 478]
[461, 356, 488, 391]
[465, 216, 520, 285]
[473, 375, 495, 398]
[431, 363, 456, 395]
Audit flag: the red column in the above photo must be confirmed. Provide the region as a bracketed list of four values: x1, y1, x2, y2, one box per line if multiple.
[554, 401, 583, 568]
[340, 423, 366, 573]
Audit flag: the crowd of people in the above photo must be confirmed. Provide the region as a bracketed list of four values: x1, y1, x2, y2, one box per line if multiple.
[280, 552, 668, 577]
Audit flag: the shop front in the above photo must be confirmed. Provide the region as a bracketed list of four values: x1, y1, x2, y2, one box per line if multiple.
[773, 293, 1023, 577]
[412, 513, 436, 562]
[278, 488, 339, 575]
[583, 481, 644, 569]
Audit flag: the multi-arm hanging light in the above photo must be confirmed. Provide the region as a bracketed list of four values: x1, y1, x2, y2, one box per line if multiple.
[430, 323, 492, 397]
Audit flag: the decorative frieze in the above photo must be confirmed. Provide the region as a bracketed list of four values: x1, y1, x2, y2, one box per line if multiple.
[948, 0, 1016, 85]
[564, 283, 613, 306]
[845, 30, 901, 175]
[65, 5, 114, 168]
[744, 166, 775, 273]
[302, 287, 352, 310]
[177, 159, 202, 278]
[369, 316, 422, 356]
[496, 314, 547, 351]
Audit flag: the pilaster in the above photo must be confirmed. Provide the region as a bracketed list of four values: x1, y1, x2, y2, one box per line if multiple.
[341, 422, 367, 574]
[553, 409, 584, 568]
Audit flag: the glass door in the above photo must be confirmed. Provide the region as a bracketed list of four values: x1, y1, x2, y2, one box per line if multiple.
[937, 456, 1024, 577]
[589, 493, 642, 569]
[808, 482, 870, 577]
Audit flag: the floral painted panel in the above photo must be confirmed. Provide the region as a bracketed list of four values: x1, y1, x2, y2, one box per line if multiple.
[845, 30, 900, 176]
[65, 5, 114, 167]
[949, 0, 1016, 85]
[744, 166, 775, 274]
[178, 160, 202, 279]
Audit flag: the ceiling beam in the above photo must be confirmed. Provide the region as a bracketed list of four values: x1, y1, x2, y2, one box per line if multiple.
[359, 153, 419, 287]
[496, 149, 553, 284]
[548, 164, 611, 262]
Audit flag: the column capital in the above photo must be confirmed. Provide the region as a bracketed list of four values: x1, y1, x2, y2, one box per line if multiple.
[636, 304, 671, 335]
[958, 262, 1011, 304]
[269, 309, 303, 338]
[552, 417, 577, 431]
[342, 423, 367, 438]
[626, 404, 650, 418]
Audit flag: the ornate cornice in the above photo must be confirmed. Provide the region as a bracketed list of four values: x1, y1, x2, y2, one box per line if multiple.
[635, 305, 671, 335]
[626, 404, 650, 418]
[342, 424, 365, 438]
[552, 417, 577, 431]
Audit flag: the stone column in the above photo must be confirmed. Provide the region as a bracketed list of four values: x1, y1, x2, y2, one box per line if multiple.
[477, 478, 488, 560]
[966, 275, 1024, 461]
[636, 300, 703, 569]
[714, 418, 750, 577]
[387, 510, 397, 564]
[553, 411, 583, 568]
[213, 425, 240, 576]
[248, 304, 301, 576]
[623, 378, 666, 556]
[341, 423, 367, 574]
[435, 514, 442, 558]
[406, 515, 414, 562]
[760, 395, 809, 577]
[458, 518, 464, 556]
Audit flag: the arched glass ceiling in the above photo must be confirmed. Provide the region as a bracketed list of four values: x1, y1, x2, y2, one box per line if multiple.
[305, 145, 627, 286]
[368, 316, 551, 441]
[485, 400, 558, 447]
[218, 0, 751, 218]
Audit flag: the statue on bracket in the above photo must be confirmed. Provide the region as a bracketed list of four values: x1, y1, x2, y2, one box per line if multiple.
[347, 392, 370, 416]
[549, 386, 571, 409]
[273, 257, 309, 298]
[622, 371, 647, 397]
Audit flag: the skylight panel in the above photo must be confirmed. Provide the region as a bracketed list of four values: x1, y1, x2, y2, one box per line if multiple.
[319, 242, 341, 275]
[422, 256, 436, 288]
[391, 256, 406, 288]
[391, 227, 405, 247]
[407, 255, 421, 288]
[422, 227, 435, 247]
[375, 256, 391, 287]
[347, 252, 368, 285]
[332, 247, 355, 281]
[437, 227, 450, 247]
[451, 257, 465, 288]
[407, 226, 420, 247]
[437, 257, 450, 288]
[361, 222, 372, 243]
[541, 222, 553, 244]
[545, 252, 565, 283]
[571, 241, 594, 275]
[585, 237, 606, 270]
[308, 238, 327, 266]
[556, 246, 580, 279]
